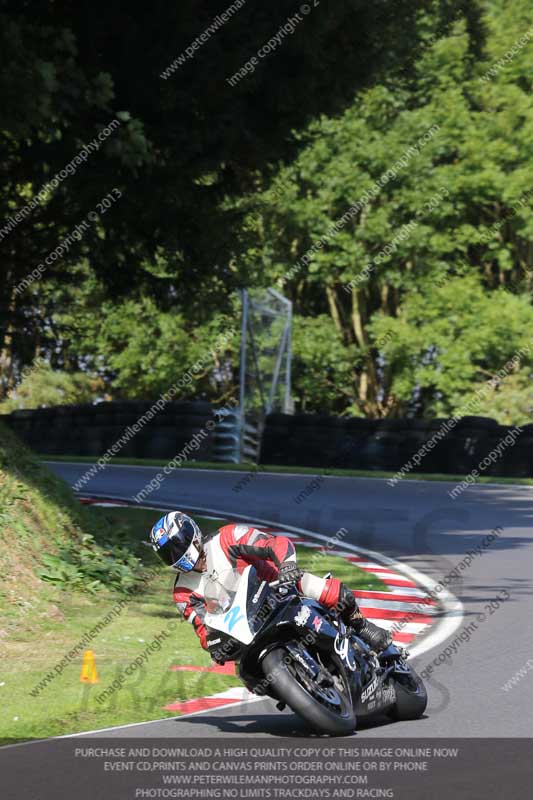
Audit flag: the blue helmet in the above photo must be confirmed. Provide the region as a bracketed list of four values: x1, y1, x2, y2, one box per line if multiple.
[150, 511, 203, 572]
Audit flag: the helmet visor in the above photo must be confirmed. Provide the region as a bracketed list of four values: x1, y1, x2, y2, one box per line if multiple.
[172, 539, 202, 572]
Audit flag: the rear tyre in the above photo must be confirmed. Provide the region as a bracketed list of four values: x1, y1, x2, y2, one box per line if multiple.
[389, 667, 427, 720]
[262, 647, 356, 736]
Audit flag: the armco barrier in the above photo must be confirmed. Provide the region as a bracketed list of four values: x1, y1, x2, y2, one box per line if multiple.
[259, 413, 533, 477]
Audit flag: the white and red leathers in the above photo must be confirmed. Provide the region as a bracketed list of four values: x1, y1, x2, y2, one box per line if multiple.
[173, 523, 344, 650]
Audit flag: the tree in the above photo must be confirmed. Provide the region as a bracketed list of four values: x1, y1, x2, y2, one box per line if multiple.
[0, 360, 97, 411]
[291, 315, 360, 414]
[235, 0, 533, 417]
[370, 275, 533, 417]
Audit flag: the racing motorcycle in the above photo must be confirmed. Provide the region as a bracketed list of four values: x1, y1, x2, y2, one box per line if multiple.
[204, 558, 427, 736]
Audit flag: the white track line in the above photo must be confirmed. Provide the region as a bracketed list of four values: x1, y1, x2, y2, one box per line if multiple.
[357, 598, 438, 613]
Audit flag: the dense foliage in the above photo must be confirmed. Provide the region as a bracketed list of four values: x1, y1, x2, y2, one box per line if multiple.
[241, 0, 533, 419]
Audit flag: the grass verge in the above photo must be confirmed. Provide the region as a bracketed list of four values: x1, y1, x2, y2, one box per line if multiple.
[1, 506, 386, 744]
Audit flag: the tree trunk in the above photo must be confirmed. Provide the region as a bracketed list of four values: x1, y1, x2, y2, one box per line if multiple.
[0, 286, 17, 397]
[326, 286, 344, 338]
[350, 288, 380, 416]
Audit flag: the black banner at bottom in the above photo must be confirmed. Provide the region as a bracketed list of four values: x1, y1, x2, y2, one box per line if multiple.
[2, 738, 531, 800]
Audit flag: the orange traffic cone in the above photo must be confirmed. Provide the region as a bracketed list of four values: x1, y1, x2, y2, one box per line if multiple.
[80, 650, 99, 684]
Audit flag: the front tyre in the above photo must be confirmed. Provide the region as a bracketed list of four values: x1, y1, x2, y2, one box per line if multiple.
[389, 667, 427, 721]
[262, 647, 356, 736]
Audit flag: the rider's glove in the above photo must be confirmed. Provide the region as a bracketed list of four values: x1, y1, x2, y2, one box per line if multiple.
[277, 561, 303, 587]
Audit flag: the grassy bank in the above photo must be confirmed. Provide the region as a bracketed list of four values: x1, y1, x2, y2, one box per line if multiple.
[0, 488, 386, 744]
[0, 424, 148, 637]
[0, 506, 233, 744]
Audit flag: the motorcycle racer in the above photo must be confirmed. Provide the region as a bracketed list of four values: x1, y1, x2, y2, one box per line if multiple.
[149, 511, 391, 662]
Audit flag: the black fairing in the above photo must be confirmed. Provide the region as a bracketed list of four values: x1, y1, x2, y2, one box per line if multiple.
[214, 566, 407, 719]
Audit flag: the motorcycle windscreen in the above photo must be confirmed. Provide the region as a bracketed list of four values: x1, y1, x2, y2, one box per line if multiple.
[204, 566, 258, 645]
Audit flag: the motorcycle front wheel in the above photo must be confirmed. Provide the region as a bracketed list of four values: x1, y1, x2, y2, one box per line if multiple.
[262, 646, 356, 736]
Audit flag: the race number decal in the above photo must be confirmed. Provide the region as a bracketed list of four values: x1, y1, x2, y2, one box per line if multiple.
[224, 605, 245, 632]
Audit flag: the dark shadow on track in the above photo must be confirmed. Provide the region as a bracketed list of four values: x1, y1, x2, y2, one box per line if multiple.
[172, 707, 430, 737]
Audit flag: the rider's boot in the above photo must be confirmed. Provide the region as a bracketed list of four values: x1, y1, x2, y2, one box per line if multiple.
[349, 612, 392, 652]
[338, 584, 392, 652]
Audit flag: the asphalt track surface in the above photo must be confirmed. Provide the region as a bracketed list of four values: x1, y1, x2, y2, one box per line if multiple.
[47, 462, 533, 738]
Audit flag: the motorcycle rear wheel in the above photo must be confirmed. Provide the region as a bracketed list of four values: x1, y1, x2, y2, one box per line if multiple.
[389, 667, 428, 720]
[262, 647, 356, 736]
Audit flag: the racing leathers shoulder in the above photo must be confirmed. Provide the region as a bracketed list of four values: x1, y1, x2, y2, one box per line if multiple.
[219, 522, 297, 581]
